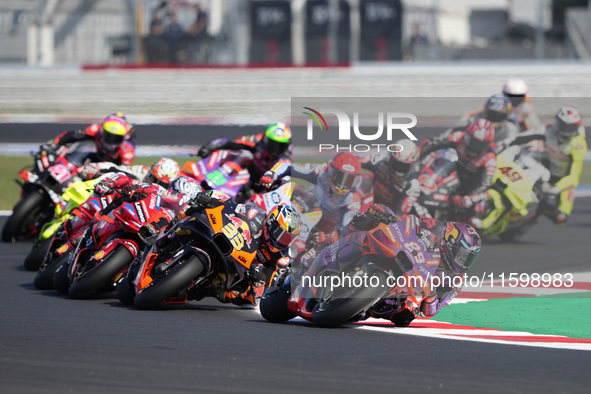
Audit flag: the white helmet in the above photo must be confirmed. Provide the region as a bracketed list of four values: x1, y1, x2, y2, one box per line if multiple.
[554, 105, 582, 142]
[502, 78, 528, 107]
[389, 139, 418, 181]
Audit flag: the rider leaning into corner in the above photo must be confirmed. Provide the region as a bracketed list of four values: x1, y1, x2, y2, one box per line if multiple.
[298, 203, 482, 327]
[502, 78, 545, 161]
[502, 78, 542, 133]
[511, 105, 588, 225]
[359, 139, 422, 216]
[418, 118, 497, 230]
[196, 122, 292, 183]
[458, 94, 520, 153]
[179, 191, 302, 307]
[41, 112, 136, 165]
[262, 152, 372, 238]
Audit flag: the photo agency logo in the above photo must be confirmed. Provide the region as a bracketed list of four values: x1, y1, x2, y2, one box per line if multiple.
[302, 106, 418, 153]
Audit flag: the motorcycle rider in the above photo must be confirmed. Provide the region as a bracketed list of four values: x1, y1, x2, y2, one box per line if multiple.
[196, 122, 292, 183]
[513, 106, 588, 225]
[419, 118, 497, 230]
[502, 78, 542, 133]
[183, 192, 301, 307]
[42, 112, 136, 165]
[360, 139, 421, 216]
[306, 203, 482, 327]
[269, 153, 372, 242]
[93, 158, 182, 220]
[460, 94, 519, 153]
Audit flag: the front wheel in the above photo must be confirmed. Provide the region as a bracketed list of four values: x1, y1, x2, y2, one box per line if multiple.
[2, 190, 52, 242]
[24, 238, 53, 271]
[53, 261, 71, 294]
[260, 286, 296, 323]
[134, 256, 205, 310]
[68, 246, 134, 299]
[312, 266, 390, 328]
[116, 276, 136, 305]
[34, 252, 70, 290]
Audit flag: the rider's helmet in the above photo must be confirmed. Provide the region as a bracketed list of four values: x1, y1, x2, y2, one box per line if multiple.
[553, 105, 582, 143]
[145, 158, 181, 188]
[327, 152, 362, 195]
[167, 176, 203, 200]
[502, 78, 528, 108]
[459, 118, 495, 160]
[389, 139, 418, 182]
[483, 94, 513, 124]
[440, 222, 481, 275]
[263, 204, 302, 252]
[262, 123, 291, 159]
[100, 112, 129, 153]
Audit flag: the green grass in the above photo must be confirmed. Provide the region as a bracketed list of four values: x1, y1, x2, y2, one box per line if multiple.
[0, 155, 590, 210]
[0, 155, 195, 210]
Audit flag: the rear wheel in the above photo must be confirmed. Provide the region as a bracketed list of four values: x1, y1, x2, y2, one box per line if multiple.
[24, 238, 53, 271]
[312, 266, 389, 328]
[68, 246, 134, 299]
[34, 252, 70, 290]
[2, 190, 51, 242]
[134, 256, 205, 310]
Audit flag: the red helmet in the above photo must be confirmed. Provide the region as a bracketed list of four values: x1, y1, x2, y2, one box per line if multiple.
[460, 118, 495, 160]
[327, 153, 362, 195]
[553, 105, 582, 142]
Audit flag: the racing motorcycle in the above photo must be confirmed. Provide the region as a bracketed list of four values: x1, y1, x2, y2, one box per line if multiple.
[117, 192, 262, 309]
[480, 145, 550, 241]
[414, 148, 460, 220]
[33, 185, 115, 290]
[24, 178, 100, 271]
[181, 150, 251, 202]
[2, 142, 96, 242]
[260, 215, 447, 328]
[55, 187, 173, 298]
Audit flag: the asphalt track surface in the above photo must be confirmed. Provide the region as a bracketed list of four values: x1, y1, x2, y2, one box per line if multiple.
[1, 124, 591, 393]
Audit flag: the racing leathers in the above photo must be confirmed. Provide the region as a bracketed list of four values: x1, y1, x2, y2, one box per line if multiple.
[510, 120, 587, 224]
[197, 133, 291, 182]
[419, 131, 497, 229]
[47, 123, 136, 165]
[360, 155, 421, 216]
[310, 204, 473, 327]
[182, 191, 290, 306]
[288, 162, 371, 234]
[460, 110, 520, 153]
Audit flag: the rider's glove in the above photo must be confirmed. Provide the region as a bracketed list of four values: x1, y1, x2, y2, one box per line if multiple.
[185, 192, 214, 215]
[419, 295, 440, 318]
[306, 230, 326, 249]
[368, 203, 397, 224]
[260, 173, 278, 189]
[452, 195, 473, 209]
[40, 141, 57, 153]
[122, 184, 146, 200]
[247, 262, 266, 286]
[349, 212, 375, 231]
[197, 145, 212, 158]
[79, 163, 101, 180]
[94, 179, 115, 196]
